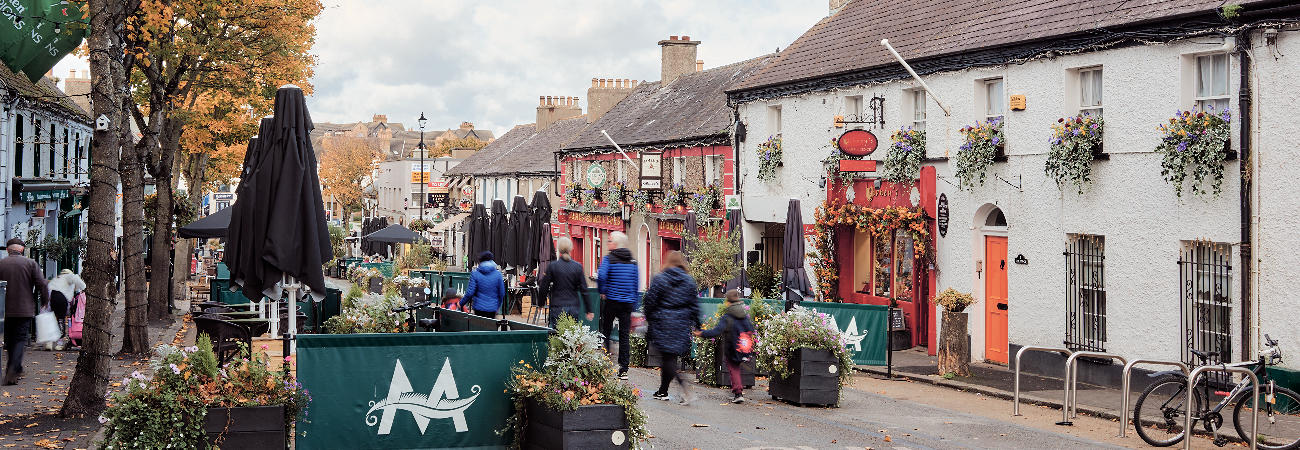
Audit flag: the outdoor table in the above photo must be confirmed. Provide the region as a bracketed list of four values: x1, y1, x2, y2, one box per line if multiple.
[225, 318, 271, 336]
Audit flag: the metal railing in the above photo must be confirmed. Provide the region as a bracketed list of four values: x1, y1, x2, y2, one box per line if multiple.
[1013, 345, 1073, 416]
[1118, 359, 1189, 437]
[1184, 365, 1259, 450]
[1059, 351, 1127, 425]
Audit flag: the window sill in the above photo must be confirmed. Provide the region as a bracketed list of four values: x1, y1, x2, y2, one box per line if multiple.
[922, 157, 948, 163]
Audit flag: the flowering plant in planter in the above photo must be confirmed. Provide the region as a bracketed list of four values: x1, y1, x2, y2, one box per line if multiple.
[953, 117, 1004, 190]
[391, 275, 429, 288]
[935, 288, 976, 313]
[500, 315, 649, 448]
[662, 183, 687, 208]
[754, 306, 854, 387]
[629, 189, 652, 212]
[609, 180, 629, 204]
[882, 127, 926, 183]
[1045, 113, 1104, 194]
[99, 336, 310, 449]
[755, 135, 783, 181]
[1156, 107, 1232, 198]
[580, 188, 599, 207]
[563, 186, 582, 205]
[349, 267, 383, 284]
[323, 292, 406, 334]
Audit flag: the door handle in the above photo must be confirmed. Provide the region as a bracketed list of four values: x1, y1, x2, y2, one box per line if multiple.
[997, 303, 1008, 310]
[1000, 259, 1006, 270]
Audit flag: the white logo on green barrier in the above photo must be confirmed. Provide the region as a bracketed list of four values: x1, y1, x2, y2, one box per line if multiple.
[366, 358, 481, 435]
[838, 316, 867, 352]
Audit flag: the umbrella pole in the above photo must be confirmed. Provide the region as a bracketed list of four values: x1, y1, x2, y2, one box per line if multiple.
[282, 274, 301, 354]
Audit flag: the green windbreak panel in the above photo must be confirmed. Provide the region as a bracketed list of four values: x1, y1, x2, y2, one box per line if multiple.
[0, 0, 88, 82]
[797, 302, 890, 366]
[1266, 366, 1300, 411]
[296, 331, 548, 449]
[698, 298, 782, 323]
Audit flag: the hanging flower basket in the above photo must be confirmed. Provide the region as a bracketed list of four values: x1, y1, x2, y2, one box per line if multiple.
[954, 117, 1004, 190]
[756, 135, 783, 182]
[1156, 107, 1232, 198]
[882, 127, 926, 183]
[1045, 113, 1105, 194]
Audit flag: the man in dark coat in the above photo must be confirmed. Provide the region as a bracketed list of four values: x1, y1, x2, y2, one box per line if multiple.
[597, 231, 639, 379]
[0, 238, 48, 385]
[642, 251, 699, 404]
[537, 237, 593, 328]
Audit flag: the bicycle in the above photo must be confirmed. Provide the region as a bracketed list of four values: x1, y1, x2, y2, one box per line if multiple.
[1133, 334, 1300, 449]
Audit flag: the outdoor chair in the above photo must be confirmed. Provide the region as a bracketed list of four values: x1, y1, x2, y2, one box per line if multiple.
[194, 314, 253, 366]
[203, 306, 238, 314]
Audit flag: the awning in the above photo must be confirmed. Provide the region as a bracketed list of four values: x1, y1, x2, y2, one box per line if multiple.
[13, 178, 73, 203]
[431, 212, 470, 233]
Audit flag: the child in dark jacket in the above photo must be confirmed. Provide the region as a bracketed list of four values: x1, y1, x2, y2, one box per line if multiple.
[695, 289, 756, 403]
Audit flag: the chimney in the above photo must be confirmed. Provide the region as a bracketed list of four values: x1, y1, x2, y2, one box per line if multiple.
[830, 0, 851, 15]
[372, 114, 388, 123]
[695, 60, 704, 72]
[586, 75, 639, 123]
[459, 121, 473, 130]
[658, 35, 700, 85]
[536, 94, 582, 131]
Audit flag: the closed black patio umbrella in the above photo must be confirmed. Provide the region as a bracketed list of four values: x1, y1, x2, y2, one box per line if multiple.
[782, 199, 811, 310]
[466, 203, 489, 269]
[682, 211, 699, 256]
[179, 207, 232, 239]
[724, 208, 747, 292]
[226, 85, 332, 303]
[509, 195, 532, 272]
[530, 190, 554, 276]
[363, 224, 422, 244]
[489, 199, 509, 264]
[224, 117, 273, 288]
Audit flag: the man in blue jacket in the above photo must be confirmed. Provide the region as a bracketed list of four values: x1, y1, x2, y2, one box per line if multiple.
[598, 231, 639, 379]
[464, 251, 506, 318]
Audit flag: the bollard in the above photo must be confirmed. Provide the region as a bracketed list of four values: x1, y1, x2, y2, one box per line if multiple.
[1184, 366, 1258, 450]
[1012, 346, 1073, 416]
[1118, 359, 1189, 437]
[1059, 351, 1128, 425]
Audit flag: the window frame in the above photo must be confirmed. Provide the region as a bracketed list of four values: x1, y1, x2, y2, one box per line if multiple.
[850, 229, 917, 302]
[1065, 234, 1106, 352]
[1077, 66, 1103, 115]
[910, 89, 927, 130]
[671, 156, 685, 187]
[704, 155, 723, 186]
[1194, 53, 1230, 112]
[983, 78, 1006, 119]
[845, 95, 863, 121]
[767, 104, 782, 136]
[1179, 241, 1233, 366]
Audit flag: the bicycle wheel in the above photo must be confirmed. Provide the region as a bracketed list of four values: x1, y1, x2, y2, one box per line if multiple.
[1234, 385, 1300, 450]
[1135, 375, 1203, 447]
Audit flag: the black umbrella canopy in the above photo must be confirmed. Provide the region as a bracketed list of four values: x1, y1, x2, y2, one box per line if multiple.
[227, 85, 332, 302]
[488, 199, 509, 267]
[724, 209, 747, 292]
[782, 199, 811, 308]
[509, 195, 532, 272]
[362, 217, 391, 258]
[363, 224, 422, 244]
[224, 117, 275, 288]
[682, 211, 699, 256]
[466, 203, 489, 269]
[531, 190, 554, 275]
[179, 207, 232, 239]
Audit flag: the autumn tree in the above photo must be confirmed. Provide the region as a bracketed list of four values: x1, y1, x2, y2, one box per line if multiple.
[319, 138, 380, 226]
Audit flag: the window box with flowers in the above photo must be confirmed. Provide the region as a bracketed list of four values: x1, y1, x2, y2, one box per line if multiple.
[755, 135, 783, 182]
[564, 187, 582, 207]
[1044, 113, 1105, 194]
[953, 117, 1005, 190]
[1156, 107, 1233, 198]
[882, 127, 926, 183]
[608, 181, 629, 205]
[629, 189, 652, 213]
[756, 306, 855, 407]
[662, 183, 688, 213]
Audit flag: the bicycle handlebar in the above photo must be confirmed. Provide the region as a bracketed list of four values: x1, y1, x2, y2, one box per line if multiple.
[391, 300, 436, 313]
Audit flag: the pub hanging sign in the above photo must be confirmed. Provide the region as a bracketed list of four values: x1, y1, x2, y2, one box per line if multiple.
[837, 129, 879, 157]
[640, 152, 663, 190]
[937, 193, 949, 238]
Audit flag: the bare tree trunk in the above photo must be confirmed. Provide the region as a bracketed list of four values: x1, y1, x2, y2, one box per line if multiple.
[61, 0, 127, 417]
[118, 144, 148, 354]
[936, 311, 971, 377]
[145, 120, 180, 320]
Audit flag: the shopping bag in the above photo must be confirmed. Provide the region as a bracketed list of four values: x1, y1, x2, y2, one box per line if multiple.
[35, 308, 60, 344]
[630, 311, 648, 335]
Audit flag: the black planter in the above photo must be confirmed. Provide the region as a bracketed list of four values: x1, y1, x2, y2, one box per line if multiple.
[708, 339, 755, 388]
[525, 399, 629, 450]
[645, 342, 663, 368]
[768, 348, 841, 407]
[367, 277, 383, 294]
[402, 285, 428, 304]
[204, 405, 286, 449]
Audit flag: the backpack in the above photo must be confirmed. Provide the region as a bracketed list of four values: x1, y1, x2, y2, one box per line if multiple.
[726, 315, 755, 361]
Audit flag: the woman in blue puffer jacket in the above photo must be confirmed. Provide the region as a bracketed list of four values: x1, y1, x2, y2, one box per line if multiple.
[464, 251, 506, 318]
[642, 250, 700, 404]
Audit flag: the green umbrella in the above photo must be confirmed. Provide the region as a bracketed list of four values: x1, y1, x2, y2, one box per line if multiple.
[0, 0, 89, 82]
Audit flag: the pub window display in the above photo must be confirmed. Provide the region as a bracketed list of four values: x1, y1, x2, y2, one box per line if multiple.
[852, 229, 916, 304]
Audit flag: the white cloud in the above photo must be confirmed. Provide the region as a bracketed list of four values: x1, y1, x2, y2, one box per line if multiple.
[306, 0, 827, 135]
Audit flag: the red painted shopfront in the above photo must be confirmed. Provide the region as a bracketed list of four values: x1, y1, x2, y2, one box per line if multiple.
[824, 167, 938, 353]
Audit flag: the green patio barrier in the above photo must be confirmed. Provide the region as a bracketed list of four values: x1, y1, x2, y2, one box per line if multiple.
[295, 326, 548, 449]
[798, 301, 890, 366]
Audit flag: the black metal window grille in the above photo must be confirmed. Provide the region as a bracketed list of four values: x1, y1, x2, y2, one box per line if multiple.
[1065, 234, 1106, 352]
[1179, 241, 1232, 367]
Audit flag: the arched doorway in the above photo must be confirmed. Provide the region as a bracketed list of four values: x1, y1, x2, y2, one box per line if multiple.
[975, 205, 1009, 363]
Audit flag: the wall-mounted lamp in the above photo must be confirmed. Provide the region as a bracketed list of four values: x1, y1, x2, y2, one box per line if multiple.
[873, 178, 883, 189]
[818, 175, 827, 189]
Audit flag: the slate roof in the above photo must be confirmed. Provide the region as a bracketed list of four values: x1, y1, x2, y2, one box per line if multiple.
[731, 0, 1276, 95]
[0, 63, 90, 122]
[447, 116, 589, 178]
[563, 54, 774, 152]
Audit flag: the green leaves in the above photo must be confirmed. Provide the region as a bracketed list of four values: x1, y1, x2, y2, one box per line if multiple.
[683, 222, 741, 290]
[1156, 108, 1232, 198]
[755, 135, 783, 182]
[1044, 113, 1104, 194]
[882, 127, 926, 183]
[954, 117, 1004, 190]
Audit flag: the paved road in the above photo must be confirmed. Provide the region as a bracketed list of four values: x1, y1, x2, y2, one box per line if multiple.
[625, 367, 1124, 449]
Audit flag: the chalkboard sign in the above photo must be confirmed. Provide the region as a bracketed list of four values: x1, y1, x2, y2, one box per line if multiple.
[889, 308, 907, 331]
[937, 194, 949, 238]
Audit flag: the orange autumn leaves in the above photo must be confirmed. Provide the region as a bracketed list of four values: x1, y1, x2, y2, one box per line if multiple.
[810, 202, 930, 301]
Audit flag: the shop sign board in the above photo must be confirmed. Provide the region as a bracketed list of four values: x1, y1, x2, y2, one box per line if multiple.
[565, 211, 623, 231]
[640, 152, 662, 190]
[585, 164, 606, 188]
[837, 129, 879, 156]
[657, 219, 683, 238]
[936, 193, 949, 237]
[799, 302, 890, 366]
[724, 195, 741, 210]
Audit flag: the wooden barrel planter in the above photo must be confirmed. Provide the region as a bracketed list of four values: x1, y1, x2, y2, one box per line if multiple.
[768, 348, 840, 407]
[525, 399, 629, 450]
[708, 339, 755, 388]
[204, 405, 286, 449]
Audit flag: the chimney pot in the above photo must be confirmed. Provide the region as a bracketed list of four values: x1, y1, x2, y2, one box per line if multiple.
[592, 78, 598, 87]
[682, 35, 690, 41]
[659, 35, 701, 84]
[696, 60, 704, 72]
[670, 35, 678, 40]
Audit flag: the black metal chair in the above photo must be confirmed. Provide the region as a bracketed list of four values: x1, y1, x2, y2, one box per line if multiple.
[194, 314, 253, 366]
[203, 306, 238, 315]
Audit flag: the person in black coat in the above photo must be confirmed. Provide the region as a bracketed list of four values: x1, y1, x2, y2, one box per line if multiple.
[695, 289, 756, 403]
[538, 237, 594, 328]
[641, 250, 700, 405]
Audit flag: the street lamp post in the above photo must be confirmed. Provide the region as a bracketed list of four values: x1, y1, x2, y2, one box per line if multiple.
[417, 112, 427, 222]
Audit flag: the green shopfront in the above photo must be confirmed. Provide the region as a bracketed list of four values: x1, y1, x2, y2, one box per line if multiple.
[9, 178, 78, 275]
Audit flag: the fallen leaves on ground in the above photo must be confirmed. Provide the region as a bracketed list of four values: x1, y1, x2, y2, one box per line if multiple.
[884, 435, 892, 442]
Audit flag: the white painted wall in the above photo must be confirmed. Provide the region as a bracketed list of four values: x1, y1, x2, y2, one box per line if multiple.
[737, 36, 1256, 366]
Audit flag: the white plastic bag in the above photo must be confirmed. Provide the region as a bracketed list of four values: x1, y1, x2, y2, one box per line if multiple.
[35, 309, 60, 344]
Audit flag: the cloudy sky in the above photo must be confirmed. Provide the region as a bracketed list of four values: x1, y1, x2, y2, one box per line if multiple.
[305, 0, 829, 136]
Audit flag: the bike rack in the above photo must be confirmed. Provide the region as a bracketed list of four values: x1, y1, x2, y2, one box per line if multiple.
[1059, 351, 1128, 425]
[1118, 359, 1190, 437]
[1013, 345, 1074, 416]
[1184, 365, 1259, 450]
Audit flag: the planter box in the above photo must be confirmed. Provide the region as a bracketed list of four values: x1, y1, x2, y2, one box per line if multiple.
[401, 285, 428, 304]
[367, 278, 383, 294]
[204, 405, 286, 449]
[525, 399, 629, 450]
[768, 348, 841, 407]
[708, 339, 755, 388]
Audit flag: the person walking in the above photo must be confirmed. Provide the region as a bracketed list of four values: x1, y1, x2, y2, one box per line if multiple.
[642, 251, 699, 405]
[45, 269, 85, 350]
[538, 237, 594, 329]
[695, 289, 756, 403]
[597, 231, 639, 379]
[0, 238, 49, 385]
[464, 251, 506, 319]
